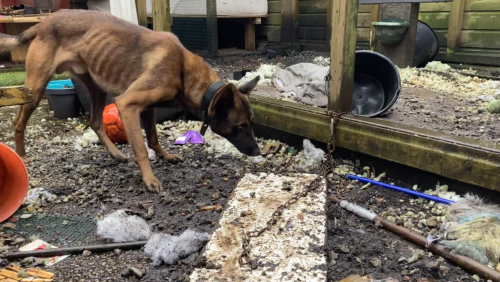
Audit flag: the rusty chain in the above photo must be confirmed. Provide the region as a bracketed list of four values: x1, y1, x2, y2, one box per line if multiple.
[238, 109, 353, 269]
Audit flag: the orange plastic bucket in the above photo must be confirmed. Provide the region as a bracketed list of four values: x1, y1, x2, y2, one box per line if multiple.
[0, 142, 29, 223]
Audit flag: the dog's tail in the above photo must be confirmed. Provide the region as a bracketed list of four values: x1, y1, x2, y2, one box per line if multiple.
[0, 24, 39, 53]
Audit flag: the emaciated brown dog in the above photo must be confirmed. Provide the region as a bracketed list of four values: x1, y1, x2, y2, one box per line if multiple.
[0, 9, 261, 192]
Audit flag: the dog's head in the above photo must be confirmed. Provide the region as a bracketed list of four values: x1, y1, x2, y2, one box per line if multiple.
[209, 76, 261, 157]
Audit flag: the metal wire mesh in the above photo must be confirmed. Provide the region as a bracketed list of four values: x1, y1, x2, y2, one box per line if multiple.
[172, 18, 209, 50]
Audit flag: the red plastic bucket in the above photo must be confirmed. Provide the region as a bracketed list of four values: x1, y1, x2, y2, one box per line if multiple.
[0, 142, 29, 223]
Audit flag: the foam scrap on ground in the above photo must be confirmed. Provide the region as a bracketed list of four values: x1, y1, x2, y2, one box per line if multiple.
[74, 128, 100, 152]
[96, 210, 152, 242]
[144, 229, 211, 266]
[24, 188, 57, 205]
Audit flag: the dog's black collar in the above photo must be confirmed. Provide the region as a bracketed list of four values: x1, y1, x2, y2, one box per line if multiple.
[200, 80, 225, 136]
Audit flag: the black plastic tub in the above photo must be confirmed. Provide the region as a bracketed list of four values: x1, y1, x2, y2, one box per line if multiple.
[326, 50, 401, 117]
[413, 21, 439, 68]
[46, 85, 80, 119]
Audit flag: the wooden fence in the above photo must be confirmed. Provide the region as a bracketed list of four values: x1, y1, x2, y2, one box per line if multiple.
[258, 0, 500, 66]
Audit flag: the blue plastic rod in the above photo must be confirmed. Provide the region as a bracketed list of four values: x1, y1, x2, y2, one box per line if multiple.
[346, 174, 455, 205]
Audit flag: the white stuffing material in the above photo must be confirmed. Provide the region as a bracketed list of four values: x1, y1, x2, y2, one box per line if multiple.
[96, 210, 152, 242]
[144, 229, 211, 266]
[24, 188, 56, 205]
[424, 61, 452, 73]
[74, 128, 99, 152]
[299, 139, 325, 169]
[230, 64, 275, 87]
[145, 141, 156, 160]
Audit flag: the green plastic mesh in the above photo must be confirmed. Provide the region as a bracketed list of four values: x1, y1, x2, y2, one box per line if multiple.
[5, 212, 96, 247]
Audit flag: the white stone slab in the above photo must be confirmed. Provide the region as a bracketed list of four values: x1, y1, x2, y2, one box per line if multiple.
[190, 173, 327, 282]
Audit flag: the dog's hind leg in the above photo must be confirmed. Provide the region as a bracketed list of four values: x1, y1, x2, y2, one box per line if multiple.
[14, 40, 54, 162]
[74, 73, 127, 160]
[140, 107, 183, 163]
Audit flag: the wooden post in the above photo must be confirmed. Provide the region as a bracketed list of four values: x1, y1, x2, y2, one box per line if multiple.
[153, 0, 171, 32]
[281, 0, 299, 47]
[447, 0, 465, 54]
[369, 4, 380, 51]
[135, 0, 148, 27]
[244, 22, 255, 51]
[327, 0, 332, 47]
[328, 0, 358, 112]
[206, 0, 218, 54]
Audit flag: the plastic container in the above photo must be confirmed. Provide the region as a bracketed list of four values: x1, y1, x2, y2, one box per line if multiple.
[326, 50, 401, 117]
[46, 83, 80, 119]
[0, 142, 29, 223]
[413, 20, 440, 68]
[71, 78, 114, 116]
[372, 18, 410, 45]
[33, 0, 54, 13]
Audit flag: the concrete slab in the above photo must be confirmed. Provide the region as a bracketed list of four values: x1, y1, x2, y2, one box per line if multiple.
[190, 173, 327, 282]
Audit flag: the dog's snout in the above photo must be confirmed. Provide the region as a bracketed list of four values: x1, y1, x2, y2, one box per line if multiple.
[250, 147, 261, 157]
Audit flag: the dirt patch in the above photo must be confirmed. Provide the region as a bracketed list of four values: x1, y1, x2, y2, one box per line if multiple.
[0, 83, 493, 281]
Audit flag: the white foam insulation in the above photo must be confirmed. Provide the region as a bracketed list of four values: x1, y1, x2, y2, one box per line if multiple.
[190, 173, 327, 282]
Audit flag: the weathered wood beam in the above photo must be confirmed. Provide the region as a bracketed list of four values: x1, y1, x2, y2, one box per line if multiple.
[153, 0, 171, 32]
[135, 0, 148, 27]
[447, 0, 465, 53]
[281, 0, 299, 47]
[249, 95, 500, 192]
[0, 86, 32, 107]
[328, 0, 359, 112]
[370, 4, 380, 51]
[206, 0, 218, 54]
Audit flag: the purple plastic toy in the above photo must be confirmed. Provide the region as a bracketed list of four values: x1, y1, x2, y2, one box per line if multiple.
[174, 130, 205, 145]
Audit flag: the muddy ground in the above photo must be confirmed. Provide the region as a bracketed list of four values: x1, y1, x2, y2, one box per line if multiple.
[208, 51, 500, 143]
[0, 94, 493, 282]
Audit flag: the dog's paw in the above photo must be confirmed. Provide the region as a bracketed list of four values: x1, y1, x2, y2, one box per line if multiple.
[109, 149, 127, 161]
[143, 176, 163, 193]
[163, 153, 184, 163]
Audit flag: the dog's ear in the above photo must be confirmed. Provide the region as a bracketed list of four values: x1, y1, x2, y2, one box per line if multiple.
[212, 84, 236, 118]
[238, 76, 260, 96]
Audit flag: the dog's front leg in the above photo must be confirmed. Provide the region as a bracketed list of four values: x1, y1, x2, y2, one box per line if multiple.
[141, 108, 184, 163]
[115, 92, 162, 192]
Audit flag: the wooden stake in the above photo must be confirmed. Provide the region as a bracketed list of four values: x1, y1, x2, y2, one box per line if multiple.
[153, 0, 171, 32]
[328, 0, 358, 112]
[206, 0, 218, 54]
[369, 4, 380, 51]
[135, 0, 148, 27]
[280, 0, 299, 47]
[447, 0, 465, 54]
[0, 86, 32, 107]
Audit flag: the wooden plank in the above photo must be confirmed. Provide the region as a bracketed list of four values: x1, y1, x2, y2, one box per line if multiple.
[447, 0, 465, 53]
[299, 26, 369, 41]
[135, 0, 148, 27]
[420, 11, 500, 30]
[206, 0, 218, 54]
[435, 48, 500, 67]
[269, 1, 281, 13]
[435, 29, 500, 49]
[153, 0, 171, 31]
[4, 23, 33, 63]
[420, 0, 500, 12]
[370, 4, 380, 50]
[298, 13, 370, 27]
[420, 2, 451, 11]
[245, 23, 256, 51]
[0, 86, 32, 107]
[328, 0, 358, 112]
[299, 1, 370, 13]
[465, 0, 500, 12]
[0, 15, 47, 23]
[281, 0, 300, 45]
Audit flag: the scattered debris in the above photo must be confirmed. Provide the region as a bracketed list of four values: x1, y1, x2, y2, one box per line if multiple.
[487, 99, 500, 114]
[143, 229, 210, 266]
[96, 210, 152, 243]
[74, 128, 99, 152]
[18, 240, 69, 266]
[0, 264, 54, 281]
